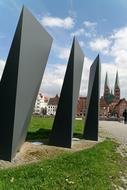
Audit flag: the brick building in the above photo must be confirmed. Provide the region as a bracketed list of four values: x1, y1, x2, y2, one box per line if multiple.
[76, 97, 87, 116]
[113, 98, 127, 117]
[99, 96, 109, 117]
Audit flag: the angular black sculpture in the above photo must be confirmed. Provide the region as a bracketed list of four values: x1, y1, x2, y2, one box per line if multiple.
[83, 55, 101, 141]
[0, 7, 52, 161]
[49, 37, 84, 148]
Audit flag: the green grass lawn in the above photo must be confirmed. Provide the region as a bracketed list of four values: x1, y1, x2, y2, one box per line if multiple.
[0, 140, 124, 190]
[0, 117, 125, 190]
[27, 116, 84, 141]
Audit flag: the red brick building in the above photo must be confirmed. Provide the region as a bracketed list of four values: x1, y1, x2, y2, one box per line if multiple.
[76, 97, 87, 116]
[99, 96, 109, 117]
[113, 98, 127, 117]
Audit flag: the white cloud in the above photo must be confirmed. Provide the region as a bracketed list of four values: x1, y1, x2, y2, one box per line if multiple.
[84, 21, 97, 28]
[100, 62, 127, 99]
[71, 28, 91, 37]
[79, 41, 85, 47]
[89, 37, 111, 52]
[0, 59, 5, 79]
[80, 58, 124, 98]
[88, 26, 127, 98]
[80, 58, 116, 98]
[80, 57, 126, 99]
[71, 28, 85, 36]
[101, 62, 116, 94]
[39, 25, 127, 98]
[41, 16, 75, 29]
[80, 57, 92, 96]
[40, 57, 92, 97]
[68, 0, 77, 18]
[109, 27, 127, 67]
[71, 21, 97, 38]
[40, 63, 66, 96]
[39, 54, 127, 98]
[58, 47, 70, 60]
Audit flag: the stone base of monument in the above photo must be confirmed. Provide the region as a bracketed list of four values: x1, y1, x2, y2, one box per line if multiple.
[0, 137, 105, 169]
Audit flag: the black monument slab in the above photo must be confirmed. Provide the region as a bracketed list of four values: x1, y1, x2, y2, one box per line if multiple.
[49, 37, 84, 148]
[83, 55, 101, 141]
[0, 7, 52, 161]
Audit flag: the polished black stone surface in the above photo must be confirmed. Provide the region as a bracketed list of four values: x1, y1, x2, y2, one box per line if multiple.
[49, 37, 84, 148]
[83, 55, 101, 141]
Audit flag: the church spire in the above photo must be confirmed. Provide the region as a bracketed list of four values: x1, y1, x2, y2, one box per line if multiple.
[114, 71, 119, 89]
[104, 72, 109, 89]
[114, 71, 120, 101]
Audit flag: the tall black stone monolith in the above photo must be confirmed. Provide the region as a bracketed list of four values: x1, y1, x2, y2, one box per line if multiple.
[83, 55, 101, 141]
[49, 37, 84, 148]
[0, 7, 52, 161]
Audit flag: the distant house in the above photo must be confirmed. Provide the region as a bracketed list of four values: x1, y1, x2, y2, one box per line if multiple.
[33, 93, 48, 115]
[113, 98, 127, 117]
[99, 96, 109, 117]
[47, 94, 59, 116]
[76, 97, 87, 116]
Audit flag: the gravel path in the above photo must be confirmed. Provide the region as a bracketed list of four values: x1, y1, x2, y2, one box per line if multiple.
[99, 121, 127, 144]
[99, 121, 127, 190]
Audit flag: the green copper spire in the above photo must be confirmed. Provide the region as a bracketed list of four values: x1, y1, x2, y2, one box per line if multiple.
[104, 72, 109, 89]
[114, 71, 120, 89]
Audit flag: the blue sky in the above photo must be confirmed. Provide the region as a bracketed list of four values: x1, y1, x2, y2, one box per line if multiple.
[0, 0, 127, 97]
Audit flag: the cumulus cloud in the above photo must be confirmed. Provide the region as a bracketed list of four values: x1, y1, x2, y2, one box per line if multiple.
[84, 21, 97, 28]
[80, 57, 117, 98]
[89, 37, 111, 52]
[71, 21, 97, 38]
[101, 62, 116, 94]
[89, 26, 127, 70]
[40, 63, 66, 96]
[39, 54, 127, 98]
[41, 16, 75, 29]
[79, 57, 92, 96]
[71, 28, 85, 36]
[40, 56, 92, 97]
[70, 20, 97, 38]
[100, 62, 127, 98]
[109, 27, 127, 67]
[71, 28, 91, 37]
[58, 47, 70, 60]
[79, 41, 85, 47]
[39, 25, 127, 98]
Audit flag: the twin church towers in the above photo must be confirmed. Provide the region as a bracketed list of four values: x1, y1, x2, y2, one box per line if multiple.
[104, 71, 120, 104]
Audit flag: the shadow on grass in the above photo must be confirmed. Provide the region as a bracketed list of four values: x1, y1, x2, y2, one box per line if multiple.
[26, 128, 83, 142]
[26, 128, 51, 141]
[73, 133, 83, 139]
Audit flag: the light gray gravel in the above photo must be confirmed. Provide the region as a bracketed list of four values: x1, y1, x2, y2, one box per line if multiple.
[99, 121, 127, 189]
[99, 121, 127, 144]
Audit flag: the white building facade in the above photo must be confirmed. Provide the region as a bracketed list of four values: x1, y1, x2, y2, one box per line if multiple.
[47, 95, 59, 116]
[33, 93, 48, 115]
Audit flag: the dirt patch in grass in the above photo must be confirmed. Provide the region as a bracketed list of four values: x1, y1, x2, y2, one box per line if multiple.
[0, 138, 103, 169]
